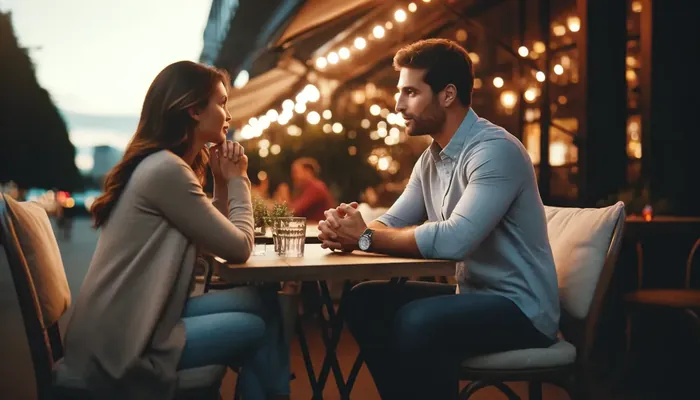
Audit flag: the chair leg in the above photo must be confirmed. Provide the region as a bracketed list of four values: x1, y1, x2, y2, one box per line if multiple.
[567, 368, 590, 400]
[233, 369, 242, 400]
[528, 381, 543, 400]
[460, 381, 520, 400]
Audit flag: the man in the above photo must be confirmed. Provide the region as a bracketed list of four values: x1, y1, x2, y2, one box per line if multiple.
[277, 157, 334, 222]
[318, 39, 560, 399]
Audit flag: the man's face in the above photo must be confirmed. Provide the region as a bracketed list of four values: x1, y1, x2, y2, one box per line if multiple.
[395, 68, 446, 136]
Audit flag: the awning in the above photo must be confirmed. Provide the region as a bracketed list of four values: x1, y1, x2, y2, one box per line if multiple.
[226, 58, 307, 125]
[274, 0, 378, 48]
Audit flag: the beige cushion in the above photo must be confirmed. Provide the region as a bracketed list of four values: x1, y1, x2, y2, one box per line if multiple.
[462, 340, 576, 369]
[5, 197, 71, 328]
[544, 202, 624, 319]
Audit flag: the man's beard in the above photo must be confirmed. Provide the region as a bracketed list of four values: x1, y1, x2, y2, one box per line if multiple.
[404, 99, 446, 137]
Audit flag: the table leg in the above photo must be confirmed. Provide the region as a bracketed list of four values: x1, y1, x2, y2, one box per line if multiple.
[307, 277, 408, 399]
[313, 280, 351, 399]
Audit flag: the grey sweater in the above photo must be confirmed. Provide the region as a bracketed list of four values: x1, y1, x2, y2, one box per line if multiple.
[55, 150, 254, 399]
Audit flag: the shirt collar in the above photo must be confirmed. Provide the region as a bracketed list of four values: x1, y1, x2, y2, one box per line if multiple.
[429, 108, 479, 162]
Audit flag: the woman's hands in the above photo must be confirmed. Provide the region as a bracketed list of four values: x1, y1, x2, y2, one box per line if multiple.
[210, 140, 248, 180]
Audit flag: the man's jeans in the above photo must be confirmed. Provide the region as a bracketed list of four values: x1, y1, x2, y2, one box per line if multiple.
[178, 286, 290, 399]
[344, 281, 555, 400]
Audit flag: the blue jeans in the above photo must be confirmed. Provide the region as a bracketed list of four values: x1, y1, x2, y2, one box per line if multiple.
[178, 286, 290, 399]
[343, 281, 555, 400]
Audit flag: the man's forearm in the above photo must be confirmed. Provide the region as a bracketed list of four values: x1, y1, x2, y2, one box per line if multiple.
[367, 223, 422, 258]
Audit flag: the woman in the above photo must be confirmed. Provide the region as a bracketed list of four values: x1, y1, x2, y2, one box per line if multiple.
[55, 61, 290, 399]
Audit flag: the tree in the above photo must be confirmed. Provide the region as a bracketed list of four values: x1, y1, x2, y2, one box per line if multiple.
[0, 12, 82, 191]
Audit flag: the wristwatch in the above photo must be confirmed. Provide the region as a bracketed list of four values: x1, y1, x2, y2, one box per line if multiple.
[358, 228, 374, 251]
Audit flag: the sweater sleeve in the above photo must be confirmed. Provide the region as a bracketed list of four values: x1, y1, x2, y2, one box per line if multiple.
[139, 156, 255, 264]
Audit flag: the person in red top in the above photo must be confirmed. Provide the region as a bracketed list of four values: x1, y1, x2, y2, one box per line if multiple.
[285, 157, 334, 222]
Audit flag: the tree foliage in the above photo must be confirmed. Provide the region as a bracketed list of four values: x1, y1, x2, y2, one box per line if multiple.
[0, 12, 82, 191]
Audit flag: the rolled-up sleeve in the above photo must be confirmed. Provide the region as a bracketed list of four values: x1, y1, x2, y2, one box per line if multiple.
[376, 158, 427, 228]
[414, 139, 526, 259]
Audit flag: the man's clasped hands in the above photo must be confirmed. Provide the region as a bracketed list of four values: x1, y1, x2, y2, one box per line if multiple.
[317, 202, 369, 252]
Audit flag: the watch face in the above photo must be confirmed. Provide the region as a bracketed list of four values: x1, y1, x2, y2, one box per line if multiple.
[358, 235, 370, 251]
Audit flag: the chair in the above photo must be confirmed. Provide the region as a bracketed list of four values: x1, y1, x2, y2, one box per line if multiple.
[621, 237, 700, 379]
[459, 201, 626, 400]
[0, 194, 226, 399]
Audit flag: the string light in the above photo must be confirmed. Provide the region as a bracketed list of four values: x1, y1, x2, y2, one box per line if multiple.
[566, 16, 580, 32]
[372, 25, 385, 39]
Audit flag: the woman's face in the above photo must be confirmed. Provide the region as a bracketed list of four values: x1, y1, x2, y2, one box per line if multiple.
[193, 81, 231, 144]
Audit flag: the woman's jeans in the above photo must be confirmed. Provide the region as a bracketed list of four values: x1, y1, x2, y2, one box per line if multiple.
[344, 281, 556, 400]
[177, 286, 290, 399]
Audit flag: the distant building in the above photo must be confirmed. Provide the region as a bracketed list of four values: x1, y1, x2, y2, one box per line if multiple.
[91, 145, 121, 179]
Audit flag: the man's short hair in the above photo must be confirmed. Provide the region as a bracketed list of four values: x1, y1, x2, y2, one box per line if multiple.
[393, 38, 474, 107]
[293, 157, 321, 177]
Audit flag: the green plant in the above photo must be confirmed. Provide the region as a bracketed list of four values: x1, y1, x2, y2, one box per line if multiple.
[252, 197, 294, 230]
[252, 196, 268, 229]
[266, 201, 293, 227]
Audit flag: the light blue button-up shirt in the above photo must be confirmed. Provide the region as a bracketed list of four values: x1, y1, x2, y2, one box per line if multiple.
[376, 109, 560, 338]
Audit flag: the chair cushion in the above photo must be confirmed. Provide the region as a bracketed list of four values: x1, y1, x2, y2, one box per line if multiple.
[544, 202, 624, 319]
[461, 340, 577, 370]
[176, 365, 227, 390]
[5, 197, 70, 328]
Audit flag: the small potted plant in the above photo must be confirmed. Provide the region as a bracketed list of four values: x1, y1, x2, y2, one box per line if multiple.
[252, 197, 270, 236]
[253, 197, 294, 235]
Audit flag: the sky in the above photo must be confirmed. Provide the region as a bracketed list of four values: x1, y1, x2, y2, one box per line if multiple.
[3, 0, 213, 168]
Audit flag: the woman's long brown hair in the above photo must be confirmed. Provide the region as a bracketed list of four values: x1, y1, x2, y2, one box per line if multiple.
[90, 61, 230, 228]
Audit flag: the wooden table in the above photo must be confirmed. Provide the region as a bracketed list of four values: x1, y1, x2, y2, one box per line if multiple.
[218, 244, 456, 399]
[218, 243, 455, 284]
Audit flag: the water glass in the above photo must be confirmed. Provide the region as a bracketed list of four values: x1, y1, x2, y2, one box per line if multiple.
[274, 217, 306, 257]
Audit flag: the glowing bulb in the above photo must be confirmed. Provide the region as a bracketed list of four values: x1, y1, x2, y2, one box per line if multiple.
[408, 2, 417, 12]
[394, 9, 407, 22]
[306, 111, 320, 125]
[524, 87, 538, 103]
[315, 57, 327, 69]
[270, 144, 281, 155]
[500, 90, 518, 109]
[518, 46, 529, 57]
[536, 71, 546, 82]
[493, 77, 504, 88]
[566, 16, 580, 32]
[327, 52, 339, 64]
[552, 24, 566, 37]
[553, 64, 564, 75]
[533, 41, 546, 54]
[338, 47, 350, 60]
[373, 25, 385, 39]
[322, 110, 332, 120]
[632, 1, 642, 13]
[354, 37, 366, 50]
[332, 123, 343, 134]
[370, 104, 381, 116]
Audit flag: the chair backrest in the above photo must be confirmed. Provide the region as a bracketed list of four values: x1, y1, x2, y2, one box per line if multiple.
[544, 201, 625, 363]
[0, 194, 71, 398]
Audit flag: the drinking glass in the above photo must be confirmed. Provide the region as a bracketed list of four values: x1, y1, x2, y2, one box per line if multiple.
[273, 217, 306, 257]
